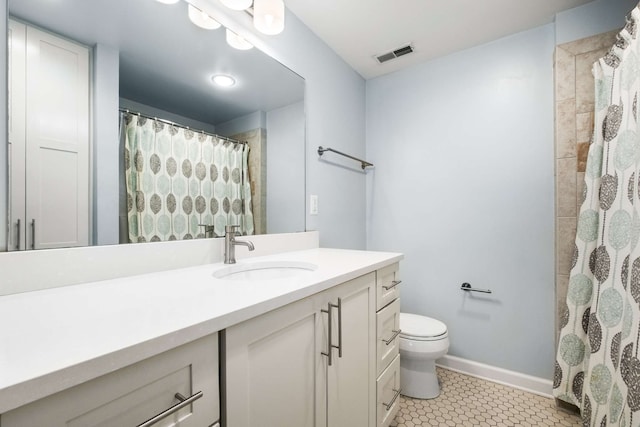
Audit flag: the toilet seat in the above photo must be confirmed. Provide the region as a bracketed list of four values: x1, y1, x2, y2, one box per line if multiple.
[400, 313, 447, 341]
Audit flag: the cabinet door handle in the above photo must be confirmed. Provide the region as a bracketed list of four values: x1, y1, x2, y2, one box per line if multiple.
[30, 219, 35, 250]
[382, 280, 402, 291]
[15, 219, 20, 250]
[137, 391, 203, 427]
[382, 329, 402, 346]
[383, 388, 402, 411]
[321, 302, 333, 366]
[330, 298, 343, 358]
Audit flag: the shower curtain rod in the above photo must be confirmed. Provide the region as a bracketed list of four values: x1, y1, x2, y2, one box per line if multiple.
[119, 108, 247, 145]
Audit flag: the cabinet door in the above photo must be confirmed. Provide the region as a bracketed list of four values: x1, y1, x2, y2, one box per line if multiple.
[1, 334, 219, 427]
[225, 297, 326, 427]
[25, 25, 90, 249]
[325, 273, 376, 427]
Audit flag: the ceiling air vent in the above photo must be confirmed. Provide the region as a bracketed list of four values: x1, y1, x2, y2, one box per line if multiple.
[375, 44, 414, 64]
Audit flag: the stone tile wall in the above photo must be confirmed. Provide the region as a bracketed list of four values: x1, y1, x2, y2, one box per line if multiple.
[231, 128, 267, 235]
[554, 30, 618, 345]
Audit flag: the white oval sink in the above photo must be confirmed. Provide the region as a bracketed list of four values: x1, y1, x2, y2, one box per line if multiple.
[213, 261, 318, 281]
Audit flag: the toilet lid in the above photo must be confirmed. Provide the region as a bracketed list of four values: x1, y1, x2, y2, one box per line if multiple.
[400, 313, 447, 338]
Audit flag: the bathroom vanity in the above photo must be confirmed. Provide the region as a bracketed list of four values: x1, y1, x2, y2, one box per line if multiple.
[0, 248, 402, 427]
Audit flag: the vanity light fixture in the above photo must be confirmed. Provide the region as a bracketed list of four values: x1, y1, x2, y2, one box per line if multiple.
[212, 74, 236, 87]
[225, 29, 253, 50]
[188, 4, 221, 30]
[155, 0, 180, 4]
[220, 0, 253, 11]
[253, 0, 284, 35]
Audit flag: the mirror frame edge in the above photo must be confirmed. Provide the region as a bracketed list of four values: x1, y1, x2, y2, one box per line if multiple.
[1, 0, 7, 252]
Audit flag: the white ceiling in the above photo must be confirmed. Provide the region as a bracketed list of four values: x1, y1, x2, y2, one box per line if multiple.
[285, 0, 597, 79]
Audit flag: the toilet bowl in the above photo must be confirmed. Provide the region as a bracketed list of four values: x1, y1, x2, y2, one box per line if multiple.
[399, 313, 449, 399]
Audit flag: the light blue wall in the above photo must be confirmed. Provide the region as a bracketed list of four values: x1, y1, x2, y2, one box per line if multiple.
[555, 0, 637, 45]
[93, 44, 119, 246]
[216, 111, 266, 137]
[366, 24, 557, 378]
[269, 13, 366, 249]
[267, 101, 306, 234]
[365, 0, 637, 380]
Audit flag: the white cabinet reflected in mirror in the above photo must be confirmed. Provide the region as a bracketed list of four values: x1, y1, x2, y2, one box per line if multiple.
[4, 0, 305, 251]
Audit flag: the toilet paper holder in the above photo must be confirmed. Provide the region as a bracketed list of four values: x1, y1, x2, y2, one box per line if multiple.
[460, 282, 492, 294]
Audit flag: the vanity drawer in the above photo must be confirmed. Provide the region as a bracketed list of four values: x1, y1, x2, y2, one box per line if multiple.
[377, 298, 401, 377]
[1, 334, 219, 427]
[376, 263, 401, 311]
[377, 354, 401, 427]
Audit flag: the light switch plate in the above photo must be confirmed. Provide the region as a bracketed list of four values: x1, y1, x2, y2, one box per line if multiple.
[310, 195, 318, 215]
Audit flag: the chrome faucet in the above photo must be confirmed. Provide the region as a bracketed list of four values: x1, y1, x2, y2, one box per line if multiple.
[199, 223, 215, 238]
[224, 225, 255, 264]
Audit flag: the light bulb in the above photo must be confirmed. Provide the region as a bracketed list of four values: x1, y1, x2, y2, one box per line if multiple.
[225, 29, 253, 50]
[188, 4, 221, 30]
[253, 0, 284, 35]
[220, 0, 252, 11]
[212, 75, 236, 87]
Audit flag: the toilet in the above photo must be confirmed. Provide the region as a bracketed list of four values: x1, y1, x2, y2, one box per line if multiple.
[399, 313, 449, 399]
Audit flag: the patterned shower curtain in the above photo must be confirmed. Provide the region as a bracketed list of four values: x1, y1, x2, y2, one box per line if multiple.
[123, 113, 254, 243]
[554, 6, 640, 426]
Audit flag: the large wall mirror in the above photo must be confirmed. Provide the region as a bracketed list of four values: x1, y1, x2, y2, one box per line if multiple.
[4, 0, 305, 252]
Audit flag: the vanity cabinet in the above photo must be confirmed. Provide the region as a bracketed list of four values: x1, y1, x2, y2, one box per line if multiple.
[225, 272, 376, 427]
[0, 334, 220, 427]
[324, 273, 376, 427]
[375, 263, 401, 427]
[8, 19, 90, 251]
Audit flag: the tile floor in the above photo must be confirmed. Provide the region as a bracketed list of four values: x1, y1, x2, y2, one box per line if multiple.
[391, 368, 581, 427]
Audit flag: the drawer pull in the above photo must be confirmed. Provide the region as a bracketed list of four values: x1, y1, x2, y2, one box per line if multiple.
[383, 329, 402, 345]
[383, 388, 402, 411]
[16, 219, 21, 250]
[382, 280, 402, 291]
[31, 219, 36, 250]
[332, 298, 343, 358]
[137, 391, 203, 427]
[321, 303, 333, 366]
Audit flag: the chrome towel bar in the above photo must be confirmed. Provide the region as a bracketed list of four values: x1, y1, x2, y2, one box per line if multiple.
[460, 282, 492, 294]
[318, 146, 373, 169]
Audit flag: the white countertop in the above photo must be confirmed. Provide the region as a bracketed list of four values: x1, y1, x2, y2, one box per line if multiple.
[0, 248, 402, 413]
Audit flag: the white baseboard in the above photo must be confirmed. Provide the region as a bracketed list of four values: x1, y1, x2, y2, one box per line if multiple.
[436, 355, 553, 398]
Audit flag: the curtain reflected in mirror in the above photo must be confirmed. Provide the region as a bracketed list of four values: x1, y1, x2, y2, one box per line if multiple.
[121, 112, 255, 244]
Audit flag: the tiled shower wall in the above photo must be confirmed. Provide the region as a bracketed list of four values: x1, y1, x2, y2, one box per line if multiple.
[554, 30, 618, 344]
[231, 128, 267, 235]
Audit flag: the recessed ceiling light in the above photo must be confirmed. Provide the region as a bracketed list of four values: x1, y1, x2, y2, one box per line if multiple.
[212, 74, 236, 87]
[188, 4, 221, 30]
[155, 0, 180, 4]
